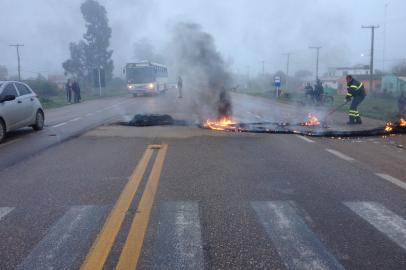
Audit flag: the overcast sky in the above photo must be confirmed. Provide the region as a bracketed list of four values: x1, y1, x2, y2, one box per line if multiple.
[1, 0, 405, 78]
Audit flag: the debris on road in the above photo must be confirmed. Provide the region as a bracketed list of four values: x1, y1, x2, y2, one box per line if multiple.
[120, 114, 192, 127]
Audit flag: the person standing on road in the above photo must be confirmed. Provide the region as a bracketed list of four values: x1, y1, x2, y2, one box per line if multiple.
[345, 75, 366, 125]
[177, 76, 183, 98]
[304, 82, 314, 103]
[72, 80, 81, 103]
[65, 79, 73, 104]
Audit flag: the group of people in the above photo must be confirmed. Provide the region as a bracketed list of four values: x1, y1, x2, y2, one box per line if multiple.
[304, 79, 324, 104]
[65, 79, 81, 104]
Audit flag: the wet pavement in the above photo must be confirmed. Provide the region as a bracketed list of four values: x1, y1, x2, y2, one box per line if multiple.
[0, 90, 405, 269]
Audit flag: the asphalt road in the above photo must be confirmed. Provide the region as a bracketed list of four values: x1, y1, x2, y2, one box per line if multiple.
[0, 89, 405, 270]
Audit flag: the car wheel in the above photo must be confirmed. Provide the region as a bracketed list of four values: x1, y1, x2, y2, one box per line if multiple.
[32, 110, 44, 131]
[0, 119, 6, 143]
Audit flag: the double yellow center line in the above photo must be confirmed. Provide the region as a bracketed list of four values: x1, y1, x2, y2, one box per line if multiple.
[81, 144, 168, 270]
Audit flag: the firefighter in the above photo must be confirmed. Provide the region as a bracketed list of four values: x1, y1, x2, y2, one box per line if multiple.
[345, 75, 366, 124]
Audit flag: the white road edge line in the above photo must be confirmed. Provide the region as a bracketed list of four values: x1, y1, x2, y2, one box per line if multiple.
[247, 111, 262, 119]
[68, 117, 82, 122]
[296, 135, 315, 143]
[325, 149, 355, 162]
[0, 207, 14, 221]
[52, 122, 67, 128]
[375, 173, 406, 191]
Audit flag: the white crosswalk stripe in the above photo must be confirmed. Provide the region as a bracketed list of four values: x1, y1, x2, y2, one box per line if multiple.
[251, 201, 345, 270]
[16, 205, 107, 270]
[154, 201, 204, 270]
[0, 207, 14, 221]
[345, 201, 406, 251]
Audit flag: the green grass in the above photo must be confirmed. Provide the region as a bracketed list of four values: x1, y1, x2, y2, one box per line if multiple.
[328, 94, 398, 121]
[40, 89, 128, 110]
[242, 91, 399, 121]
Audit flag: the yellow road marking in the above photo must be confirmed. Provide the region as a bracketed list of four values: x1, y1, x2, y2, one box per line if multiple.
[116, 144, 168, 270]
[80, 147, 154, 270]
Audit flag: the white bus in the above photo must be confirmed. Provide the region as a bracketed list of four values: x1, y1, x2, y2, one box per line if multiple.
[124, 61, 168, 96]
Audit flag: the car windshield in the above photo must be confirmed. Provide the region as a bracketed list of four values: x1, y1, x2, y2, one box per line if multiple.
[1, 2, 406, 270]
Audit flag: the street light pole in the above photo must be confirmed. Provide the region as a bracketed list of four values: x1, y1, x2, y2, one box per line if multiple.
[383, 3, 389, 71]
[282, 53, 291, 91]
[98, 66, 102, 97]
[260, 60, 265, 75]
[9, 44, 24, 81]
[362, 25, 380, 92]
[309, 46, 322, 81]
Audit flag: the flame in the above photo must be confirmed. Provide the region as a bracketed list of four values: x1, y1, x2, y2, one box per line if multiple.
[384, 122, 394, 132]
[304, 113, 321, 126]
[204, 117, 237, 131]
[400, 118, 406, 127]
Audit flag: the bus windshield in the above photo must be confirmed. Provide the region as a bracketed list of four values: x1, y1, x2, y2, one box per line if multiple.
[126, 67, 155, 84]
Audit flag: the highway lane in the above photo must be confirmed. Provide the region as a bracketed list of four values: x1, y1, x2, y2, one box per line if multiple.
[0, 93, 186, 170]
[0, 90, 405, 269]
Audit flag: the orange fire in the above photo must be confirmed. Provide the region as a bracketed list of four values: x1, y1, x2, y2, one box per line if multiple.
[304, 113, 321, 126]
[204, 117, 237, 131]
[400, 118, 406, 127]
[384, 122, 394, 132]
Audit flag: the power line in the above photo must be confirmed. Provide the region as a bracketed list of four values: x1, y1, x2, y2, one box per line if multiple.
[361, 25, 379, 92]
[9, 44, 24, 81]
[260, 60, 265, 75]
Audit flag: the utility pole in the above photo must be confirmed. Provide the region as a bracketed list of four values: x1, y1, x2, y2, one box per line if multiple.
[383, 3, 389, 71]
[282, 53, 291, 91]
[9, 44, 24, 81]
[309, 46, 322, 81]
[362, 25, 380, 92]
[260, 60, 265, 75]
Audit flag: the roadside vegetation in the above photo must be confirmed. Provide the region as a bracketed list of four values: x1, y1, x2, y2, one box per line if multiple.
[25, 78, 128, 109]
[244, 90, 399, 121]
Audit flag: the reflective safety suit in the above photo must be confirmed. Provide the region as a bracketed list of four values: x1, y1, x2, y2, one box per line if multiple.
[346, 78, 366, 124]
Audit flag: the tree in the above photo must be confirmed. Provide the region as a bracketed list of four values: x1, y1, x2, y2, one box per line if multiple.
[63, 0, 114, 82]
[0, 65, 8, 80]
[63, 41, 87, 79]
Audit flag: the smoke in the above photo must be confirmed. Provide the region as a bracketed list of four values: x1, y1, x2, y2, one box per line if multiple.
[167, 22, 232, 120]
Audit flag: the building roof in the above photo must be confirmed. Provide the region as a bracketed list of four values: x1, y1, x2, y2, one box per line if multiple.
[330, 65, 369, 70]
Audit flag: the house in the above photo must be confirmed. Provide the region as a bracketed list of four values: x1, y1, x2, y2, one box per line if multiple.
[327, 65, 370, 78]
[336, 74, 383, 95]
[323, 65, 371, 91]
[381, 74, 406, 96]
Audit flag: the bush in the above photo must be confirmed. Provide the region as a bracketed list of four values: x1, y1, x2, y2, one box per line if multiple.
[24, 80, 61, 97]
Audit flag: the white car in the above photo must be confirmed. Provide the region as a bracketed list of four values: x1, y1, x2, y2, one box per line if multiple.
[0, 81, 44, 143]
